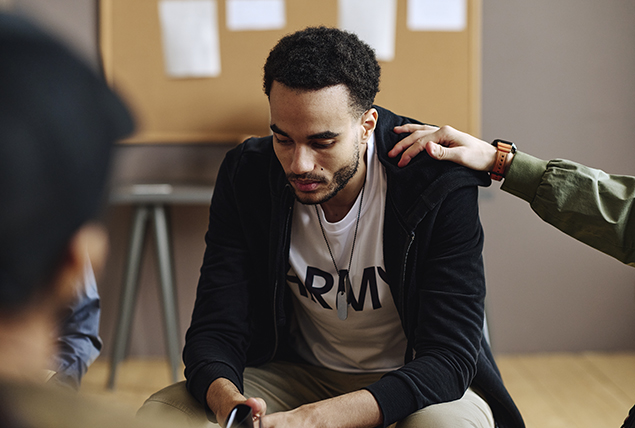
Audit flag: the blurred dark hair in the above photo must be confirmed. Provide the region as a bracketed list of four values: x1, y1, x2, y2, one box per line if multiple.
[0, 13, 134, 312]
[263, 26, 380, 115]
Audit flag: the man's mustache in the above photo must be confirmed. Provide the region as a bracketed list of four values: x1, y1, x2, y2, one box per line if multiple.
[286, 173, 327, 183]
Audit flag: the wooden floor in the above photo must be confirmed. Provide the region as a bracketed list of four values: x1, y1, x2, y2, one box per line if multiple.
[82, 353, 635, 428]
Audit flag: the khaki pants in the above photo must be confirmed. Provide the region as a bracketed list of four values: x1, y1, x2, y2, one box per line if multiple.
[138, 361, 495, 428]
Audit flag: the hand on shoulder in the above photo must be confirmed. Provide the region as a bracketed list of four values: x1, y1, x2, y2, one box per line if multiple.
[389, 124, 497, 172]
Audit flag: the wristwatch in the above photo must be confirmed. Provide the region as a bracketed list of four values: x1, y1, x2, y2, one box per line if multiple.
[490, 139, 517, 181]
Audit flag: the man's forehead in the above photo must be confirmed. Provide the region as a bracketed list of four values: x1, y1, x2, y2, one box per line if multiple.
[268, 81, 354, 106]
[268, 83, 356, 134]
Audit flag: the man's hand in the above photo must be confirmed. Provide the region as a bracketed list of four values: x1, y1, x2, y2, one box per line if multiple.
[388, 124, 500, 172]
[207, 378, 266, 427]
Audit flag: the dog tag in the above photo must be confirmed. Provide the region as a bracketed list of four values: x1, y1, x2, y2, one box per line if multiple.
[337, 290, 348, 320]
[337, 273, 351, 321]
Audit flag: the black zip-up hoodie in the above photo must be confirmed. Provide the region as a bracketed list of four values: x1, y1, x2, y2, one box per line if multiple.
[184, 106, 525, 428]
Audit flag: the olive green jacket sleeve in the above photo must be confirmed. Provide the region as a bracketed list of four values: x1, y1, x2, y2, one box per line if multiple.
[501, 151, 635, 267]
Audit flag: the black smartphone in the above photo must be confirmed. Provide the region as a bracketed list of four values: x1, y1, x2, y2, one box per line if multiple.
[225, 404, 254, 428]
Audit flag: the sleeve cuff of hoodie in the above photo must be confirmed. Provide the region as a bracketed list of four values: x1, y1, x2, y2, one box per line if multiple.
[364, 375, 419, 428]
[186, 362, 243, 408]
[500, 151, 549, 204]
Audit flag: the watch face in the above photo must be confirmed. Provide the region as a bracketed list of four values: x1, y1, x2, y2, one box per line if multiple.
[493, 139, 517, 153]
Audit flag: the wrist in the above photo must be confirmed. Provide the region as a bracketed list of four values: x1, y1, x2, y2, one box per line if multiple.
[206, 378, 245, 426]
[312, 390, 383, 428]
[504, 152, 515, 175]
[490, 139, 517, 181]
[484, 144, 498, 172]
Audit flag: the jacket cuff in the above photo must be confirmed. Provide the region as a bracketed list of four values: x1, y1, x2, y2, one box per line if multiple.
[500, 151, 549, 204]
[364, 375, 418, 428]
[186, 362, 243, 408]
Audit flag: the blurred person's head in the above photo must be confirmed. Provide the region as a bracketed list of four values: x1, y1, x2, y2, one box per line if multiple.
[0, 12, 132, 364]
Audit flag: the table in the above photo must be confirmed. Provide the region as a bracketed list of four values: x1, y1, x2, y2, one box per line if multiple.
[107, 183, 214, 389]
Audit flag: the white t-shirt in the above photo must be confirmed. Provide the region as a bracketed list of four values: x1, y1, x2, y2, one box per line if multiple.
[287, 134, 408, 373]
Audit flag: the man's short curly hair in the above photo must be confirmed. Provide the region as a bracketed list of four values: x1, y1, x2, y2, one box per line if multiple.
[263, 26, 380, 115]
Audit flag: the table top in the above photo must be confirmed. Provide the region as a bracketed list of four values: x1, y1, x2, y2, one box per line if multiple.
[110, 183, 214, 205]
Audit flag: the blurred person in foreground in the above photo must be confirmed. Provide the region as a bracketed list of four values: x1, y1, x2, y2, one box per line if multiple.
[0, 12, 180, 428]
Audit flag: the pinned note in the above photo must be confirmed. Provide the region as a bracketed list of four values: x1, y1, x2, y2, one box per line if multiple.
[338, 0, 397, 62]
[226, 0, 286, 31]
[407, 0, 467, 32]
[158, 0, 221, 78]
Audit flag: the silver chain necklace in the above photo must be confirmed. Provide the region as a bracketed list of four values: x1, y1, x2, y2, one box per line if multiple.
[314, 184, 365, 321]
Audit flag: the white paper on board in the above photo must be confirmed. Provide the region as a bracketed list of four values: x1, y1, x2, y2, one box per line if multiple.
[158, 0, 221, 78]
[338, 0, 397, 62]
[226, 0, 286, 31]
[407, 0, 467, 32]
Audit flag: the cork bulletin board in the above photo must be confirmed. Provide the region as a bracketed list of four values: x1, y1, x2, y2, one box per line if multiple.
[99, 0, 481, 144]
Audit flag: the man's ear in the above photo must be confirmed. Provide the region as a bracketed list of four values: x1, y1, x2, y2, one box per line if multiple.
[360, 108, 378, 143]
[51, 223, 109, 305]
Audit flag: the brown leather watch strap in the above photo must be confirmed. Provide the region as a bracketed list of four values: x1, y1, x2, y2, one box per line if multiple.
[491, 141, 513, 181]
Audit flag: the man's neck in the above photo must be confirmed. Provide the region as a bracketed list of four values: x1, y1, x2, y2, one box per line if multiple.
[320, 147, 368, 223]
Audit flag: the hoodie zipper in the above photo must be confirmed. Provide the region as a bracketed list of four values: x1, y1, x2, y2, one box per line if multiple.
[401, 231, 416, 362]
[267, 187, 294, 363]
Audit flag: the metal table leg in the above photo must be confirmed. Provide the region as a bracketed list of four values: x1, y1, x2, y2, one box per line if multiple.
[152, 205, 181, 383]
[108, 205, 150, 389]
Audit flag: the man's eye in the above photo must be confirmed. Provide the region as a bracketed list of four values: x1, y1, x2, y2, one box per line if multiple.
[275, 136, 292, 145]
[312, 141, 334, 149]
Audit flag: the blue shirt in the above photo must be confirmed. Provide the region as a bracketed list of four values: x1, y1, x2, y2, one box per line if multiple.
[50, 261, 102, 389]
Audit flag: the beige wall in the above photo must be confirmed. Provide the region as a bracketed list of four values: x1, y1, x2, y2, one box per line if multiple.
[12, 0, 635, 356]
[480, 1, 635, 352]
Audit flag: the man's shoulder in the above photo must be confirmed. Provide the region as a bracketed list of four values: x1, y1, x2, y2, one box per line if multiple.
[222, 135, 276, 173]
[372, 106, 489, 213]
[373, 105, 431, 134]
[373, 105, 483, 182]
[227, 135, 275, 159]
[373, 105, 433, 161]
[220, 135, 287, 195]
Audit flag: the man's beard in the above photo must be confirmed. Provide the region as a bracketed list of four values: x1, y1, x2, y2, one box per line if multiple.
[288, 142, 360, 206]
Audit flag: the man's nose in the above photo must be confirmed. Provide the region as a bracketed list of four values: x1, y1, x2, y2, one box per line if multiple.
[290, 145, 315, 175]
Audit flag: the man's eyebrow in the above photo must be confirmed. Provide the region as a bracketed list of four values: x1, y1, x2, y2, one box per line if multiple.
[269, 124, 290, 137]
[270, 124, 340, 141]
[307, 130, 340, 140]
